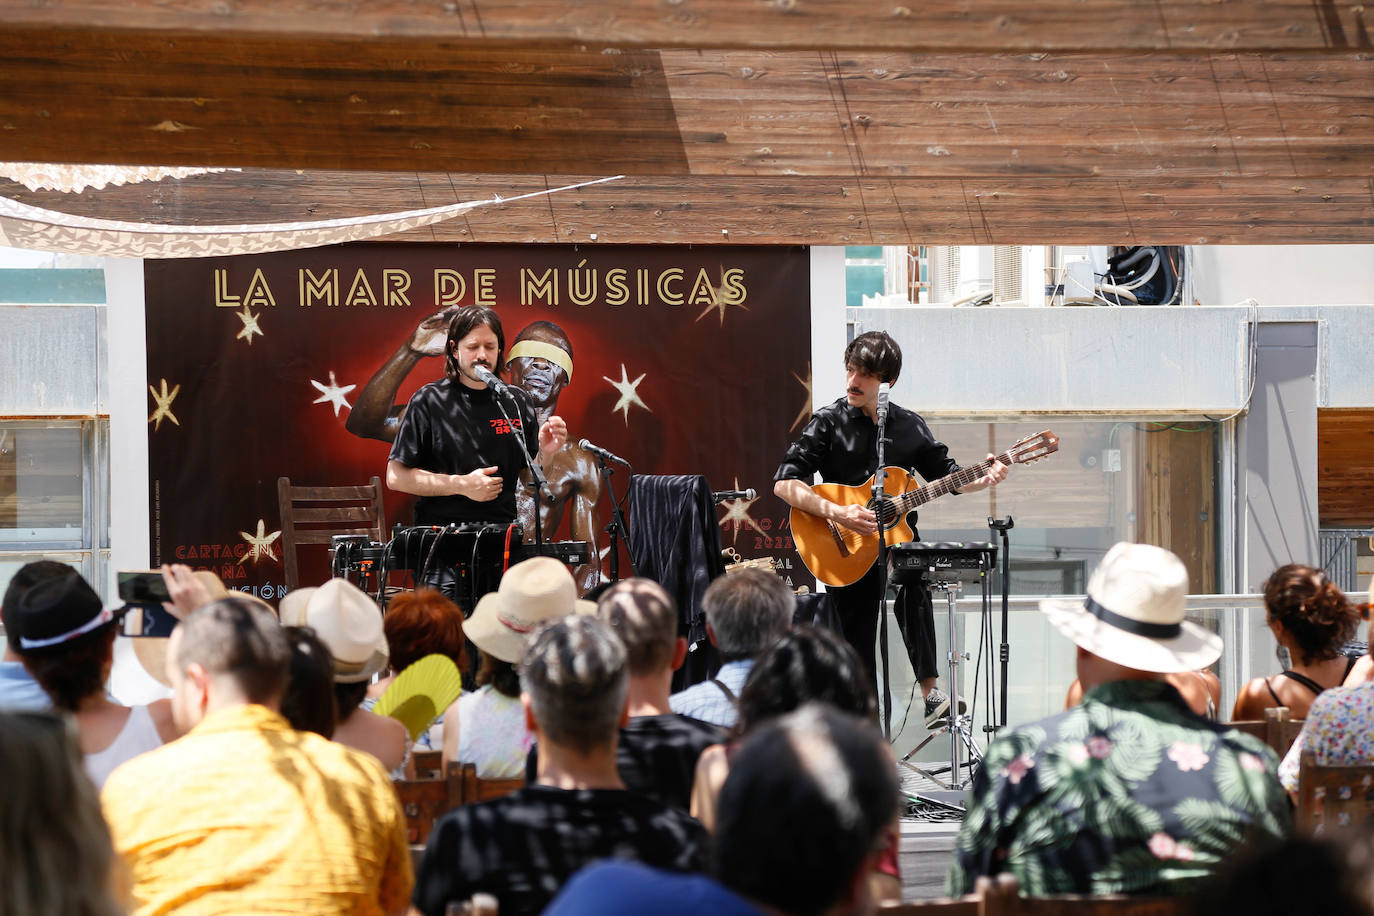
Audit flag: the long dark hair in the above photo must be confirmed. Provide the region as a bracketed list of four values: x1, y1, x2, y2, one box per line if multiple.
[444, 306, 506, 381]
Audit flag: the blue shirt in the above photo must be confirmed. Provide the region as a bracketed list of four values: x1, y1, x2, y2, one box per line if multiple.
[0, 659, 48, 710]
[544, 861, 765, 916]
[668, 659, 753, 729]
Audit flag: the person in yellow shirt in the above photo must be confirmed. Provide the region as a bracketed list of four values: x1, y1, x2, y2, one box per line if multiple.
[101, 597, 413, 916]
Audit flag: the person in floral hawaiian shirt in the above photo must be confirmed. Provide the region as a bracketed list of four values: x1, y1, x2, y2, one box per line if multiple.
[948, 543, 1292, 897]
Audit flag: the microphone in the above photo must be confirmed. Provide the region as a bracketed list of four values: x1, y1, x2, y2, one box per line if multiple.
[578, 438, 632, 468]
[713, 488, 757, 504]
[470, 364, 510, 396]
[876, 382, 890, 422]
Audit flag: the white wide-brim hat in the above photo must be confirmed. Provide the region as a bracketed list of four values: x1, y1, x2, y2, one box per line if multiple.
[279, 578, 389, 683]
[464, 556, 596, 664]
[1039, 542, 1222, 674]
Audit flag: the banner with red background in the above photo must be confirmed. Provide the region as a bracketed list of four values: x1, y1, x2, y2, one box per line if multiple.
[143, 243, 814, 601]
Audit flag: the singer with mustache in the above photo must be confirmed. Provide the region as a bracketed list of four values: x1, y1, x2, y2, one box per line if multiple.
[386, 307, 568, 574]
[772, 331, 1008, 727]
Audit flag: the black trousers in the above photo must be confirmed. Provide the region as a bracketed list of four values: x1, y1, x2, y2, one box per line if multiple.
[828, 560, 939, 693]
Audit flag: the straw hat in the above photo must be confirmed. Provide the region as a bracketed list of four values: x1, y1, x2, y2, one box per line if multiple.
[279, 578, 389, 683]
[1039, 542, 1221, 674]
[464, 557, 596, 663]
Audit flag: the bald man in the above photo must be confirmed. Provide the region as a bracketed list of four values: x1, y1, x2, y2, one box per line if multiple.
[504, 320, 603, 593]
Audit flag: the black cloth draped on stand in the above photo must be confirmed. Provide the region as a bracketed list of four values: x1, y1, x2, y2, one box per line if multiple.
[627, 474, 726, 691]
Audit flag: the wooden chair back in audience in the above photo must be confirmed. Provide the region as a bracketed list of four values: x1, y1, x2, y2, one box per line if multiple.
[1225, 707, 1302, 761]
[1296, 750, 1374, 834]
[393, 766, 461, 846]
[879, 874, 1188, 915]
[452, 761, 524, 804]
[276, 475, 386, 591]
[413, 749, 442, 779]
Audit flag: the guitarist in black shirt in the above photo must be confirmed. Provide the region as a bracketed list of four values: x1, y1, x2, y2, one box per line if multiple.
[773, 331, 1008, 726]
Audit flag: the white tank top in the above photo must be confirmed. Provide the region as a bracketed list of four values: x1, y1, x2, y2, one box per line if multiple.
[84, 705, 163, 789]
[456, 686, 533, 779]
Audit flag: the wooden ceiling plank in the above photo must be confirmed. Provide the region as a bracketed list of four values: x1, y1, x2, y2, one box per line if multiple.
[0, 1, 1368, 52]
[3, 172, 1369, 245]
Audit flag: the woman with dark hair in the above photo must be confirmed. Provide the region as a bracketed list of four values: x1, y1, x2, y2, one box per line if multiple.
[279, 626, 338, 739]
[364, 588, 468, 749]
[0, 709, 126, 916]
[1232, 563, 1363, 720]
[689, 625, 876, 830]
[11, 572, 178, 789]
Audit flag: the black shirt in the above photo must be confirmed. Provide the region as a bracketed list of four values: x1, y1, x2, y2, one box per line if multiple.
[412, 785, 709, 916]
[525, 714, 726, 812]
[774, 397, 961, 530]
[388, 377, 539, 525]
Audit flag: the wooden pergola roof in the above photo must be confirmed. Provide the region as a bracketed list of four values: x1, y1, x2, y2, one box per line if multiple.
[0, 1, 1370, 244]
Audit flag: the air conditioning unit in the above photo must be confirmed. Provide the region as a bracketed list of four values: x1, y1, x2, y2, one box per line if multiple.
[993, 245, 1047, 307]
[928, 246, 1047, 306]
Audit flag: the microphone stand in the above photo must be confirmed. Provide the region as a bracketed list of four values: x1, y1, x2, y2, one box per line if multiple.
[593, 455, 636, 582]
[874, 394, 892, 740]
[988, 515, 1014, 733]
[488, 382, 548, 551]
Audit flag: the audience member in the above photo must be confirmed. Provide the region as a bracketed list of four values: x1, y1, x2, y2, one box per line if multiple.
[669, 568, 794, 729]
[948, 542, 1291, 897]
[1066, 668, 1221, 719]
[280, 625, 338, 738]
[365, 587, 468, 750]
[101, 597, 412, 916]
[1, 559, 72, 709]
[1232, 563, 1361, 720]
[1278, 582, 1374, 794]
[526, 577, 724, 810]
[413, 616, 707, 916]
[545, 704, 899, 916]
[9, 570, 178, 787]
[690, 625, 876, 832]
[442, 556, 594, 777]
[0, 708, 125, 916]
[1190, 829, 1374, 916]
[280, 578, 409, 776]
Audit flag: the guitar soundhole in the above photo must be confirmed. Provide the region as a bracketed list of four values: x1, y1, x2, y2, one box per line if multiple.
[869, 497, 900, 526]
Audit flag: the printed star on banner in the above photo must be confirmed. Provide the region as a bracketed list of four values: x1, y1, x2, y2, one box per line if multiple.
[310, 370, 355, 417]
[789, 362, 814, 432]
[148, 378, 181, 431]
[238, 519, 282, 565]
[717, 477, 765, 546]
[694, 268, 751, 327]
[235, 305, 263, 345]
[603, 364, 650, 426]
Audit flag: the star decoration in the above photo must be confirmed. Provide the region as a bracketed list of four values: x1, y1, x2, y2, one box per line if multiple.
[235, 305, 263, 345]
[694, 268, 751, 327]
[790, 362, 814, 432]
[717, 477, 766, 546]
[603, 364, 650, 426]
[238, 519, 282, 565]
[147, 378, 181, 431]
[310, 370, 356, 417]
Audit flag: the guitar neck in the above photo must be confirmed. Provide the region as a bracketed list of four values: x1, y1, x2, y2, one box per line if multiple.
[897, 450, 1011, 510]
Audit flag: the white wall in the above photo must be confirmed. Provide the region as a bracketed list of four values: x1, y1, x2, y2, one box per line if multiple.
[1191, 245, 1374, 306]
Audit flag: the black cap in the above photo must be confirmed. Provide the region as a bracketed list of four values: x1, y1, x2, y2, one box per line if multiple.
[11, 572, 118, 652]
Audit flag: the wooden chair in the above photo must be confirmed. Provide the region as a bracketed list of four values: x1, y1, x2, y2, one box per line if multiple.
[393, 764, 462, 846]
[277, 476, 386, 591]
[881, 874, 1188, 915]
[413, 749, 443, 779]
[1225, 707, 1303, 761]
[451, 761, 524, 804]
[1296, 750, 1374, 834]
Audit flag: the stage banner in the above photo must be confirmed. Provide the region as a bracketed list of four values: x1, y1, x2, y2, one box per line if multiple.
[143, 243, 814, 601]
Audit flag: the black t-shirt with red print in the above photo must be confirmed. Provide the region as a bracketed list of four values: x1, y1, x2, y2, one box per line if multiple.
[389, 377, 539, 525]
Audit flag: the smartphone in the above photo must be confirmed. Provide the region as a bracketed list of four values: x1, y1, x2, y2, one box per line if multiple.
[117, 570, 171, 605]
[119, 604, 179, 638]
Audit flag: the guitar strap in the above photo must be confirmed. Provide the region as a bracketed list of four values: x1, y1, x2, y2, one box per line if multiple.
[710, 677, 739, 706]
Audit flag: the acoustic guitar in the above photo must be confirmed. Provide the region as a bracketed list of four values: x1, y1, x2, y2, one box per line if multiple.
[790, 429, 1059, 587]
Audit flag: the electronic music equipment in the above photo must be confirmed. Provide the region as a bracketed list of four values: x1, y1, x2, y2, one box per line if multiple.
[790, 430, 1058, 587]
[890, 541, 997, 585]
[513, 540, 592, 566]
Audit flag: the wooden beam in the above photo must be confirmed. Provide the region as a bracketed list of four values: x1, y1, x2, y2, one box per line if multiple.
[1319, 408, 1374, 527]
[1, 0, 1370, 52]
[0, 28, 1369, 180]
[5, 171, 1371, 245]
